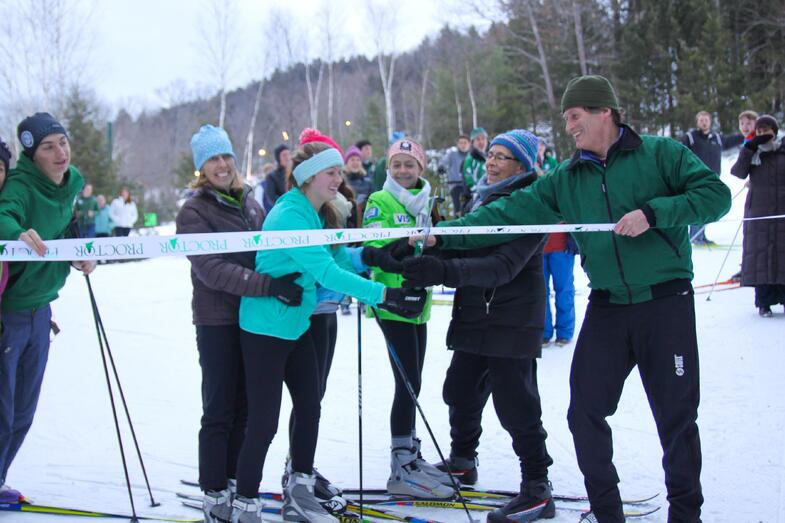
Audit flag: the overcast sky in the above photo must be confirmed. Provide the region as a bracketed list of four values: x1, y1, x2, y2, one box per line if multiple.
[88, 0, 478, 113]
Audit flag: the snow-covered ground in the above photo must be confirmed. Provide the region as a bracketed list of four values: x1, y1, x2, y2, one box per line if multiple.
[9, 156, 785, 523]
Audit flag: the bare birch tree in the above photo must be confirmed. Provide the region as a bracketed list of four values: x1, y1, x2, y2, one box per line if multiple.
[197, 0, 240, 127]
[465, 62, 478, 129]
[572, 0, 589, 75]
[367, 1, 398, 141]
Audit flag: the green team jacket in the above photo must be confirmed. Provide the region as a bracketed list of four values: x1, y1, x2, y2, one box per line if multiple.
[439, 126, 731, 305]
[363, 187, 432, 323]
[240, 187, 385, 340]
[463, 152, 485, 189]
[0, 154, 84, 312]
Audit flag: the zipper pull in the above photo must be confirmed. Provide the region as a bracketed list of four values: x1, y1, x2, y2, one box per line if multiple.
[485, 301, 490, 315]
[601, 183, 607, 194]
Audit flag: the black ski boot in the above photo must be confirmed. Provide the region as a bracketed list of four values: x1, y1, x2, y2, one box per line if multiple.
[434, 454, 478, 485]
[487, 478, 555, 522]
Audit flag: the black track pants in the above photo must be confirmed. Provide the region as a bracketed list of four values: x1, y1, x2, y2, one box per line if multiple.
[196, 324, 247, 492]
[379, 320, 427, 438]
[442, 351, 552, 482]
[235, 330, 320, 499]
[567, 293, 703, 523]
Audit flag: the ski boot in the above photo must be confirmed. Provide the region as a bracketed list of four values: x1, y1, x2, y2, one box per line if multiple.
[387, 446, 455, 499]
[487, 478, 555, 522]
[230, 495, 265, 523]
[412, 437, 454, 487]
[283, 458, 346, 513]
[578, 512, 599, 523]
[282, 472, 338, 522]
[204, 488, 233, 523]
[0, 484, 22, 503]
[434, 454, 478, 485]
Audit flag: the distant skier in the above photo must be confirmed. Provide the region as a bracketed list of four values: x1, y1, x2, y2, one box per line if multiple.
[400, 129, 557, 521]
[0, 113, 96, 503]
[417, 75, 731, 523]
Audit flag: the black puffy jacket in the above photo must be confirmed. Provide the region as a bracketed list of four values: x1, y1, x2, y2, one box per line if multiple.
[437, 173, 546, 359]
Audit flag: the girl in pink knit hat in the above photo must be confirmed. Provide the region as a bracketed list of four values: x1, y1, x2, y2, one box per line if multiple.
[362, 138, 455, 499]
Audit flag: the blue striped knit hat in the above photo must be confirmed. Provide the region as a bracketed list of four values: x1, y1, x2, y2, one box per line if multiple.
[191, 125, 236, 170]
[490, 129, 539, 171]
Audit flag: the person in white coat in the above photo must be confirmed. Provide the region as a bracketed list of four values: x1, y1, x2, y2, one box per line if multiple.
[109, 186, 138, 236]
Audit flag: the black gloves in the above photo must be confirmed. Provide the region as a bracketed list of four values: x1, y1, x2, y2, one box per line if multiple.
[268, 273, 303, 306]
[402, 255, 448, 287]
[383, 237, 415, 261]
[437, 165, 447, 175]
[745, 134, 773, 151]
[362, 246, 403, 273]
[379, 287, 427, 318]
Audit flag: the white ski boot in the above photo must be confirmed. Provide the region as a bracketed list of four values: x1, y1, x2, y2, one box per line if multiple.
[412, 437, 454, 487]
[282, 472, 338, 522]
[387, 446, 456, 499]
[230, 495, 265, 523]
[203, 488, 232, 523]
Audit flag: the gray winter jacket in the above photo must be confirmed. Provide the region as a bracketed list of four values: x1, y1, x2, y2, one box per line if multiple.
[176, 185, 273, 325]
[730, 140, 785, 286]
[439, 148, 469, 184]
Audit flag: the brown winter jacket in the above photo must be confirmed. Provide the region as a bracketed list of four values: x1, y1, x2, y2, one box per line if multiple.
[730, 140, 785, 286]
[176, 185, 273, 325]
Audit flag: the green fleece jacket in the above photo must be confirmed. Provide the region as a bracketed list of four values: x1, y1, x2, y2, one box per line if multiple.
[0, 154, 84, 312]
[239, 188, 385, 340]
[363, 187, 432, 323]
[439, 126, 731, 304]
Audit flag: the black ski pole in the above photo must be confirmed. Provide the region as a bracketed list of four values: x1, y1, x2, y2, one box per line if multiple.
[706, 220, 743, 302]
[356, 303, 364, 518]
[85, 274, 139, 522]
[85, 275, 159, 507]
[370, 308, 477, 523]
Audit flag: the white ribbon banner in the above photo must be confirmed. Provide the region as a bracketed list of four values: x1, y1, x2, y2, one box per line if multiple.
[1, 214, 782, 262]
[0, 223, 616, 262]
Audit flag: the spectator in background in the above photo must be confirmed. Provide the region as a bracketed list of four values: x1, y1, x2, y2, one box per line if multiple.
[252, 163, 275, 210]
[74, 183, 98, 238]
[355, 139, 375, 181]
[681, 110, 744, 245]
[462, 127, 488, 194]
[438, 135, 471, 217]
[535, 141, 558, 175]
[343, 145, 373, 218]
[262, 144, 290, 213]
[94, 194, 113, 238]
[109, 186, 138, 237]
[730, 114, 785, 317]
[738, 110, 759, 144]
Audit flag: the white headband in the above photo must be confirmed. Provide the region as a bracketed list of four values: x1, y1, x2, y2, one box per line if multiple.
[293, 148, 344, 185]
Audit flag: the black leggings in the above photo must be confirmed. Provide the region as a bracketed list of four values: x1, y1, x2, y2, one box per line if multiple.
[196, 325, 247, 492]
[235, 330, 321, 499]
[379, 319, 427, 437]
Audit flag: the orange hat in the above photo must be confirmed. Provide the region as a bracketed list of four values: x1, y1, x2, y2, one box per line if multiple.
[387, 138, 425, 170]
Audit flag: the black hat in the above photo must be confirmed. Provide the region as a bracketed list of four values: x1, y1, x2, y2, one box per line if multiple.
[0, 137, 11, 173]
[355, 139, 372, 149]
[17, 112, 68, 159]
[274, 144, 290, 165]
[755, 114, 779, 136]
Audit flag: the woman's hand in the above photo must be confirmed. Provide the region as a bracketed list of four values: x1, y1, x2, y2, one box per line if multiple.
[19, 229, 47, 256]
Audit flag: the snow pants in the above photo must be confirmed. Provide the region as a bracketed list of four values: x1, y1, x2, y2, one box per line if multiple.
[236, 330, 320, 499]
[543, 252, 576, 341]
[567, 292, 703, 523]
[379, 320, 427, 438]
[195, 324, 247, 492]
[0, 305, 52, 484]
[442, 351, 552, 482]
[754, 284, 785, 308]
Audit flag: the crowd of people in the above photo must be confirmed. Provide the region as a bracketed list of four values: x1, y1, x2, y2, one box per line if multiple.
[0, 73, 782, 523]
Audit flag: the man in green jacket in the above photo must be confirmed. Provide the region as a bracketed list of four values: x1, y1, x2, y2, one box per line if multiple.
[0, 113, 95, 501]
[426, 76, 730, 523]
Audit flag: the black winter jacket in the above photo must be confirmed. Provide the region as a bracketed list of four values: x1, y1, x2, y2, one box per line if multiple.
[730, 140, 785, 286]
[176, 185, 272, 325]
[681, 130, 743, 174]
[438, 173, 546, 359]
[262, 166, 287, 212]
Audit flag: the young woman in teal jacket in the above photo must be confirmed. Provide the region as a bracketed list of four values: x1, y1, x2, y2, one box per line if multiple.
[232, 138, 425, 523]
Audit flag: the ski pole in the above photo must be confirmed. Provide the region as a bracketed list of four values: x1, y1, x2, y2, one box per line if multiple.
[85, 275, 159, 507]
[689, 185, 746, 245]
[706, 220, 744, 301]
[85, 274, 139, 521]
[357, 303, 364, 518]
[370, 309, 478, 523]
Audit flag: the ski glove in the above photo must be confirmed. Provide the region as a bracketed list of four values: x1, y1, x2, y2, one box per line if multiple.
[268, 272, 303, 306]
[383, 237, 415, 260]
[745, 134, 773, 151]
[362, 246, 403, 273]
[379, 287, 427, 318]
[402, 255, 454, 288]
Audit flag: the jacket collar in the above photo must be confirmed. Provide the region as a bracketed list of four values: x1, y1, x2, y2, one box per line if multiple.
[566, 124, 643, 171]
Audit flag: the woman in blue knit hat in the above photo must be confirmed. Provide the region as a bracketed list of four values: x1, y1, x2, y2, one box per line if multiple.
[176, 124, 306, 523]
[232, 136, 426, 523]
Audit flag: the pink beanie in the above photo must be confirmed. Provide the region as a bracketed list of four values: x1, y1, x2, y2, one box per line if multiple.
[299, 128, 344, 158]
[387, 138, 426, 170]
[344, 145, 362, 162]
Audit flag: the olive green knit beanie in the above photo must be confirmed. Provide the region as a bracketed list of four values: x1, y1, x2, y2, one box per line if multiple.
[560, 75, 619, 113]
